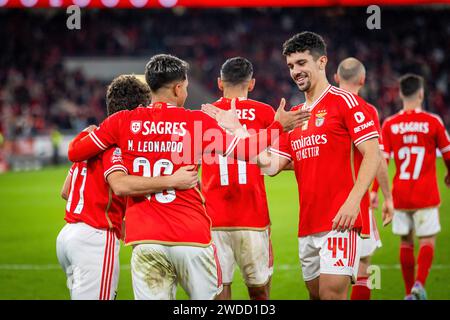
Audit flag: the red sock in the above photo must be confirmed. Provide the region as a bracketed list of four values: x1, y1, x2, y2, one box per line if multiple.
[416, 243, 434, 286]
[400, 243, 415, 295]
[351, 276, 371, 300]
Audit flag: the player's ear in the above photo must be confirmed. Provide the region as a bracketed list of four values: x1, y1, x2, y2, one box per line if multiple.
[334, 73, 339, 85]
[318, 55, 328, 71]
[172, 83, 179, 97]
[173, 82, 182, 98]
[359, 74, 366, 86]
[418, 88, 425, 101]
[248, 78, 255, 92]
[218, 78, 224, 92]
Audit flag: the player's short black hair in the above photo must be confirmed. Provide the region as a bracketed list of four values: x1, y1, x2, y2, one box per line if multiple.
[106, 75, 151, 116]
[220, 57, 254, 85]
[282, 31, 327, 59]
[145, 54, 189, 92]
[399, 73, 424, 98]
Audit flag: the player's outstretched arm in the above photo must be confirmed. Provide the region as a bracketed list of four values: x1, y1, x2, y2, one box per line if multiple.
[68, 125, 103, 162]
[107, 165, 198, 197]
[202, 98, 310, 162]
[202, 98, 310, 136]
[332, 138, 381, 231]
[256, 151, 291, 176]
[444, 158, 450, 188]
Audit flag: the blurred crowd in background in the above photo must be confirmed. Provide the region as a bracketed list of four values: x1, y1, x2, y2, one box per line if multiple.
[0, 7, 449, 142]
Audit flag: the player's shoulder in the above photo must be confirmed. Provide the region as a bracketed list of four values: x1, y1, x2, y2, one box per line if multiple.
[382, 111, 402, 126]
[420, 110, 445, 126]
[366, 102, 378, 113]
[211, 97, 227, 109]
[328, 85, 363, 109]
[245, 98, 274, 111]
[187, 108, 215, 123]
[212, 97, 274, 112]
[106, 108, 140, 125]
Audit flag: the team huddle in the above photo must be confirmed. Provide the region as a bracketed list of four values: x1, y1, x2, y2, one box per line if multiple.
[56, 31, 450, 300]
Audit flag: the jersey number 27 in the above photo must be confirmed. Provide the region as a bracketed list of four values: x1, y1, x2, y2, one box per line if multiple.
[398, 146, 425, 180]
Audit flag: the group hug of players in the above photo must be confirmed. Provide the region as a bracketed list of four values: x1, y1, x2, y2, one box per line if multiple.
[56, 31, 450, 300]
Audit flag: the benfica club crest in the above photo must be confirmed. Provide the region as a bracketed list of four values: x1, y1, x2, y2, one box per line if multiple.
[315, 111, 327, 127]
[130, 121, 142, 134]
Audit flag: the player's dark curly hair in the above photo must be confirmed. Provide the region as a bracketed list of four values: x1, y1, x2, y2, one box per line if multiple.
[220, 57, 253, 86]
[282, 31, 327, 59]
[145, 54, 189, 92]
[106, 75, 151, 116]
[399, 73, 424, 98]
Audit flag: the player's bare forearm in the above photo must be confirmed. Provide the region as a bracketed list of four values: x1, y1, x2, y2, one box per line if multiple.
[283, 161, 294, 170]
[349, 139, 381, 202]
[68, 131, 103, 162]
[229, 121, 284, 161]
[376, 155, 392, 201]
[107, 165, 198, 197]
[443, 157, 450, 187]
[375, 154, 394, 226]
[60, 172, 72, 200]
[256, 151, 290, 176]
[332, 138, 381, 231]
[107, 172, 176, 197]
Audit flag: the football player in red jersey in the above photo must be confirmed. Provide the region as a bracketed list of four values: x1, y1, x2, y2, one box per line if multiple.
[334, 57, 394, 300]
[57, 75, 198, 300]
[382, 74, 450, 300]
[67, 54, 309, 300]
[203, 32, 381, 300]
[201, 57, 277, 300]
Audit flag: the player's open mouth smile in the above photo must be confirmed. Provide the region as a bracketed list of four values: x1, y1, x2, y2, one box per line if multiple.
[295, 74, 308, 85]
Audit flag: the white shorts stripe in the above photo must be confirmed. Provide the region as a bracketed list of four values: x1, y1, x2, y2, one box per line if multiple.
[99, 231, 111, 299]
[105, 231, 115, 300]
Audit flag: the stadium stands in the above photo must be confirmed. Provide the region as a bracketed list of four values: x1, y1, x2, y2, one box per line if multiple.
[1, 7, 449, 139]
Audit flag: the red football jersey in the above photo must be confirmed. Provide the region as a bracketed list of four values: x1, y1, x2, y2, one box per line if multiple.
[382, 108, 450, 210]
[270, 85, 379, 238]
[68, 102, 282, 247]
[65, 147, 128, 238]
[366, 103, 383, 149]
[201, 97, 275, 230]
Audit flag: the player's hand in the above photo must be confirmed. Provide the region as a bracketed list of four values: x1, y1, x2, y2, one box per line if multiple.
[201, 98, 243, 134]
[382, 197, 394, 227]
[274, 98, 311, 132]
[170, 165, 199, 190]
[370, 191, 379, 209]
[82, 125, 98, 133]
[445, 172, 450, 188]
[332, 198, 360, 232]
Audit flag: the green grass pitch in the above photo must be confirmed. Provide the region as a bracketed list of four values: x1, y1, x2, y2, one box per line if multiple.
[0, 163, 449, 300]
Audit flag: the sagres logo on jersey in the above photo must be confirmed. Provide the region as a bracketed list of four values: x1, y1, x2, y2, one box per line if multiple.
[130, 121, 142, 134]
[315, 110, 327, 127]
